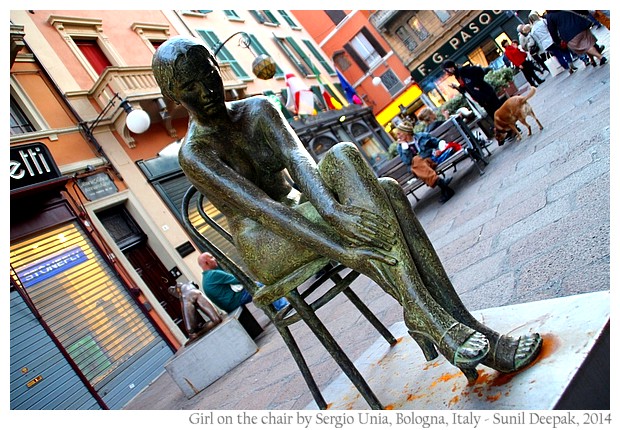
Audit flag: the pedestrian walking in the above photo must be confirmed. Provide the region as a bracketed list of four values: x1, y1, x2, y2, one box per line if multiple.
[546, 10, 608, 67]
[529, 11, 577, 74]
[518, 23, 549, 74]
[441, 60, 503, 120]
[501, 39, 546, 87]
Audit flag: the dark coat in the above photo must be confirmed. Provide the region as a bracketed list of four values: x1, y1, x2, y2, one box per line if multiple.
[546, 10, 593, 45]
[453, 65, 502, 117]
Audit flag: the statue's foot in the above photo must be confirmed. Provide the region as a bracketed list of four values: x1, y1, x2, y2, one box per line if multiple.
[410, 324, 489, 383]
[409, 331, 439, 361]
[483, 333, 543, 373]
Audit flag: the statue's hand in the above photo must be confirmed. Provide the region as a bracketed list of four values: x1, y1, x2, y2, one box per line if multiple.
[326, 204, 396, 252]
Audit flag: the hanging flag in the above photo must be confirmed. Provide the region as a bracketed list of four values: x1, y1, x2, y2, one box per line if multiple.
[336, 68, 363, 105]
[285, 72, 315, 116]
[330, 96, 343, 110]
[317, 79, 337, 110]
[306, 59, 343, 110]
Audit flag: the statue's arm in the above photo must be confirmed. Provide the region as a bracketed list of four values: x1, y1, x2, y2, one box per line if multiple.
[180, 142, 344, 253]
[179, 139, 395, 265]
[257, 100, 395, 252]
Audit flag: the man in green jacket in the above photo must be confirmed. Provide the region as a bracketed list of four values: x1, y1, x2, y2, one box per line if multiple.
[198, 252, 288, 312]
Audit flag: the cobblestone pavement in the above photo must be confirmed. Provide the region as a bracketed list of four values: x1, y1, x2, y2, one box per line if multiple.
[124, 27, 611, 412]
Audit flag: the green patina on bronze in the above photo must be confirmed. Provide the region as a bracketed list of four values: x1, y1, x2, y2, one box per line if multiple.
[152, 36, 542, 381]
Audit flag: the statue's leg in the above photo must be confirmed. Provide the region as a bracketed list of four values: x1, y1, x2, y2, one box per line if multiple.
[380, 177, 542, 373]
[318, 143, 488, 380]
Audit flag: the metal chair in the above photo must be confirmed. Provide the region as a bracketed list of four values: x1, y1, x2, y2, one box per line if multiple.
[181, 185, 397, 409]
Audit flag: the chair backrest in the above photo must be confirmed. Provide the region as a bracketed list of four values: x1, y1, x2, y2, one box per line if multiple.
[181, 185, 259, 295]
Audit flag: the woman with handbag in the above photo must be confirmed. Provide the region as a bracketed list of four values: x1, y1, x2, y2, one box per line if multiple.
[518, 24, 549, 74]
[529, 12, 577, 74]
[545, 10, 608, 67]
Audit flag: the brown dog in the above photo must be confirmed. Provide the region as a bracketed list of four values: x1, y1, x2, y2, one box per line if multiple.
[494, 87, 543, 145]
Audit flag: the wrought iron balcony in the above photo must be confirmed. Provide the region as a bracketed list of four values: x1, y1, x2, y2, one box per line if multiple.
[369, 10, 400, 31]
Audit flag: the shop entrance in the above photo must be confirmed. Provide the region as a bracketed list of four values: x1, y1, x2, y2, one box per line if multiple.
[97, 205, 188, 336]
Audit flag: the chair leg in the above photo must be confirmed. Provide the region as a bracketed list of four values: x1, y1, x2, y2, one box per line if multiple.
[287, 290, 384, 410]
[275, 323, 328, 409]
[342, 287, 397, 346]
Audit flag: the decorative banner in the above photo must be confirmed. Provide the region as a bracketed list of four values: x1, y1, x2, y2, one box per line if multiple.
[285, 72, 315, 115]
[335, 68, 361, 105]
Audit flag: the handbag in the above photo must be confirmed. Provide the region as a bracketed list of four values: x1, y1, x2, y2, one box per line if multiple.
[544, 55, 563, 77]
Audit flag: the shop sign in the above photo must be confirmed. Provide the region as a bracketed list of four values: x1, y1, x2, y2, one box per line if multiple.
[10, 143, 61, 191]
[16, 246, 88, 288]
[410, 10, 504, 82]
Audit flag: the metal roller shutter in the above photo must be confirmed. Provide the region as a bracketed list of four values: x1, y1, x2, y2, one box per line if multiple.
[10, 289, 102, 410]
[10, 222, 173, 409]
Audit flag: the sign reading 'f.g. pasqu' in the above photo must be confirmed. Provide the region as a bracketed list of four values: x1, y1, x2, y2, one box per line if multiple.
[410, 10, 504, 83]
[10, 142, 62, 191]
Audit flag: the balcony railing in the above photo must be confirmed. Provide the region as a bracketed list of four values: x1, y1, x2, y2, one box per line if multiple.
[87, 63, 245, 111]
[369, 10, 400, 30]
[63, 63, 247, 148]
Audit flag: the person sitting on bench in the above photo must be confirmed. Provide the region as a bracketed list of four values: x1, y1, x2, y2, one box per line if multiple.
[394, 121, 455, 203]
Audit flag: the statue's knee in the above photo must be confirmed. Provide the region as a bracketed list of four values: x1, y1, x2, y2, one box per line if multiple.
[322, 142, 359, 163]
[380, 177, 401, 193]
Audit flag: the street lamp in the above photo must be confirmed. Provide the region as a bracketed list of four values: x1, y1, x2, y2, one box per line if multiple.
[212, 31, 276, 80]
[81, 92, 151, 136]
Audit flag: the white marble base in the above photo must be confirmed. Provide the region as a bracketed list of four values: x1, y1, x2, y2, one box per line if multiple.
[306, 291, 610, 410]
[165, 317, 258, 399]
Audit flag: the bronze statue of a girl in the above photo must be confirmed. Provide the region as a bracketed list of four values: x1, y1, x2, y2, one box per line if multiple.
[152, 36, 542, 381]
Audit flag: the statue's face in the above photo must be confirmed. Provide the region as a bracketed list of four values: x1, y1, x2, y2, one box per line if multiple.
[170, 47, 225, 116]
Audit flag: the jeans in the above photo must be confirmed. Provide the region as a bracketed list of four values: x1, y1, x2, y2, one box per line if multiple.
[548, 46, 573, 70]
[241, 283, 289, 311]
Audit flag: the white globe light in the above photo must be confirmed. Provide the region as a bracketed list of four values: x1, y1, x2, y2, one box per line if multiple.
[125, 109, 151, 134]
[372, 76, 382, 86]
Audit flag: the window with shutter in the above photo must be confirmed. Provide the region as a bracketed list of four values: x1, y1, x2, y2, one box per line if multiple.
[278, 10, 300, 29]
[250, 10, 280, 25]
[273, 35, 310, 76]
[302, 40, 335, 75]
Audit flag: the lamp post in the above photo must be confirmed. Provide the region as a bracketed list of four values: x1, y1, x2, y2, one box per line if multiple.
[78, 93, 151, 179]
[212, 31, 276, 80]
[81, 92, 151, 136]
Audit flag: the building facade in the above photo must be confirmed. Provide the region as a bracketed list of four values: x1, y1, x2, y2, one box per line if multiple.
[291, 10, 423, 128]
[369, 10, 527, 119]
[9, 9, 393, 409]
[10, 20, 179, 410]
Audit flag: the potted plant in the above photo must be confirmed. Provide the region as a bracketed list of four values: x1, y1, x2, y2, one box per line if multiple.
[438, 93, 468, 117]
[484, 67, 518, 97]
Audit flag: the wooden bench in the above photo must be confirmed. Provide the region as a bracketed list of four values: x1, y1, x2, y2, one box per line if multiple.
[375, 116, 490, 201]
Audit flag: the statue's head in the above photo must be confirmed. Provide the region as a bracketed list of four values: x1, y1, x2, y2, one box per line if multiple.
[152, 36, 221, 105]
